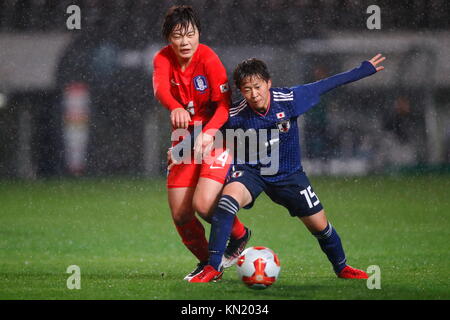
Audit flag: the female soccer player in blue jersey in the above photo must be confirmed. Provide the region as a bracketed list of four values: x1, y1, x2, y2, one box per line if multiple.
[188, 54, 386, 282]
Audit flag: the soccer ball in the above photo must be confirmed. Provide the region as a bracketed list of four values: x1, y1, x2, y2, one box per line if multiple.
[236, 246, 281, 289]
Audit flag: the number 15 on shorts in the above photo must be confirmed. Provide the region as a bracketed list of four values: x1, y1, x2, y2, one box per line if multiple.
[300, 186, 320, 209]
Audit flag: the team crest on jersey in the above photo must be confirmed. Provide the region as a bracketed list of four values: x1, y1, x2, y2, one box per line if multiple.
[231, 170, 244, 178]
[277, 120, 291, 133]
[193, 75, 208, 92]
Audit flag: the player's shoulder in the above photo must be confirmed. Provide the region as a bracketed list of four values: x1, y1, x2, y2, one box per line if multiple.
[198, 44, 218, 56]
[229, 97, 248, 118]
[271, 87, 294, 102]
[198, 44, 222, 64]
[153, 45, 172, 64]
[271, 87, 293, 95]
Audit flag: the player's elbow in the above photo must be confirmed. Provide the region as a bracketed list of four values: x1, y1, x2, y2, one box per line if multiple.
[153, 85, 162, 100]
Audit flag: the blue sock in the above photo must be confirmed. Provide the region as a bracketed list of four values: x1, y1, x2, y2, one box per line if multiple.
[208, 195, 240, 270]
[312, 223, 347, 274]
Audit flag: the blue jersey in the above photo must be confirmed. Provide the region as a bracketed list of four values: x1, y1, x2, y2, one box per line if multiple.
[224, 61, 377, 182]
[171, 61, 376, 182]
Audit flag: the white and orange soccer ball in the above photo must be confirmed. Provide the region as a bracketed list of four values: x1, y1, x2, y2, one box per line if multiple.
[236, 246, 281, 289]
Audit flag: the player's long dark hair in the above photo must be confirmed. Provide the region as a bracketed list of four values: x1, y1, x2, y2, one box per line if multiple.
[233, 58, 271, 89]
[162, 5, 201, 40]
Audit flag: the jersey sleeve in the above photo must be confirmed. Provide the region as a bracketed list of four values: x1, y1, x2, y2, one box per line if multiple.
[204, 49, 231, 103]
[291, 61, 377, 116]
[221, 115, 239, 130]
[202, 50, 232, 134]
[152, 50, 185, 112]
[203, 99, 230, 135]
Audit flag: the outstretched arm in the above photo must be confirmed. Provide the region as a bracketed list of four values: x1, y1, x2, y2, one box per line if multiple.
[305, 54, 386, 96]
[291, 54, 386, 116]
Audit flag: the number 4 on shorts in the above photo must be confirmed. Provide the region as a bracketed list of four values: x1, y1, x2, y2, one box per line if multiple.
[210, 150, 230, 169]
[300, 186, 320, 209]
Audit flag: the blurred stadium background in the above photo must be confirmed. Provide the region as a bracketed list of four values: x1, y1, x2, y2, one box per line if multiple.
[0, 0, 449, 179]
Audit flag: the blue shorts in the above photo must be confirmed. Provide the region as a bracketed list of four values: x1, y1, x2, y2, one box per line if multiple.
[226, 166, 323, 217]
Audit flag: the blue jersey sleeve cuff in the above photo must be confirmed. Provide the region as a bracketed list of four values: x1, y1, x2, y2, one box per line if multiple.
[360, 60, 377, 76]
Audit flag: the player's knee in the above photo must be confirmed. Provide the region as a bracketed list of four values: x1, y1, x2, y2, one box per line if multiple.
[172, 216, 190, 226]
[171, 208, 195, 226]
[299, 209, 328, 233]
[195, 208, 212, 224]
[192, 193, 217, 219]
[222, 182, 252, 208]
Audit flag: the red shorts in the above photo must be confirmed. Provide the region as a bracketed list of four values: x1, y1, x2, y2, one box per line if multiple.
[167, 148, 232, 188]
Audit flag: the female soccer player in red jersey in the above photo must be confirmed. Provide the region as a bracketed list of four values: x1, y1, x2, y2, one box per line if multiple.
[152, 5, 250, 280]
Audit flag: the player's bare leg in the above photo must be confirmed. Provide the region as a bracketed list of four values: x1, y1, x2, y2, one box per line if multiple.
[192, 177, 223, 223]
[221, 181, 253, 208]
[168, 187, 210, 280]
[299, 210, 368, 279]
[299, 209, 328, 233]
[168, 187, 196, 225]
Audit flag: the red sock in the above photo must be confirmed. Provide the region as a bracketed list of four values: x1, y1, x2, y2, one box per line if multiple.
[230, 216, 246, 240]
[175, 217, 209, 263]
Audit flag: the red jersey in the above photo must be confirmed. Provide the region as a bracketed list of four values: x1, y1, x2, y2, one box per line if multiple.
[152, 44, 231, 134]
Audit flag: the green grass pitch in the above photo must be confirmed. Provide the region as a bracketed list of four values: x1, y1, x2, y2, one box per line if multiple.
[0, 175, 449, 300]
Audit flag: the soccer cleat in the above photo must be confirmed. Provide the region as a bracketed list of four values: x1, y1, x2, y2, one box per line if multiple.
[337, 265, 369, 279]
[183, 261, 208, 281]
[222, 227, 252, 268]
[189, 265, 223, 283]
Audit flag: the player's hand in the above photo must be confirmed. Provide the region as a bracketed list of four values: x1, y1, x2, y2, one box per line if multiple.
[167, 148, 180, 170]
[368, 54, 386, 72]
[170, 108, 191, 129]
[194, 132, 214, 161]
